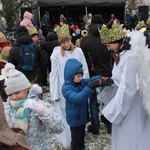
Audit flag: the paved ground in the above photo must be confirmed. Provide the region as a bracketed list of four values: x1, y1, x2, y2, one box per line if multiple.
[43, 86, 111, 150]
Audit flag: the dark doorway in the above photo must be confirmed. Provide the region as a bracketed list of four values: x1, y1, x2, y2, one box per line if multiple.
[40, 5, 125, 28]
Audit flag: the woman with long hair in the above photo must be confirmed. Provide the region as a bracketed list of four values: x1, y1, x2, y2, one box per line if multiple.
[100, 22, 148, 150]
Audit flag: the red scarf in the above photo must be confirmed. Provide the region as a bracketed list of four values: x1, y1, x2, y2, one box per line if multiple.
[0, 42, 9, 48]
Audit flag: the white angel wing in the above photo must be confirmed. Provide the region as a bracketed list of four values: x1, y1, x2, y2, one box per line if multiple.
[129, 30, 150, 116]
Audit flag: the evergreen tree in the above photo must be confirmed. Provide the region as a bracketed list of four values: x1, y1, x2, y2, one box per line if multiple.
[0, 0, 35, 30]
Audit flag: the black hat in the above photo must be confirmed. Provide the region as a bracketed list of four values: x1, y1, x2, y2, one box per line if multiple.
[91, 14, 104, 24]
[31, 32, 39, 38]
[16, 26, 29, 37]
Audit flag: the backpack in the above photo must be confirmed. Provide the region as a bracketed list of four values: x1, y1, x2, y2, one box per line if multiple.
[19, 43, 37, 71]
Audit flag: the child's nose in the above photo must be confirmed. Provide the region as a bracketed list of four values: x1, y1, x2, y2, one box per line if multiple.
[11, 94, 18, 100]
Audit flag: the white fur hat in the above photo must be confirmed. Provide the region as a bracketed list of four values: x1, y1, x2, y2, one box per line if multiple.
[1, 63, 31, 95]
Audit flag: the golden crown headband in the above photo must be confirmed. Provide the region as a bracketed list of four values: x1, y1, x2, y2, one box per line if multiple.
[146, 18, 150, 25]
[55, 24, 71, 40]
[0, 54, 7, 63]
[99, 21, 126, 44]
[139, 20, 147, 28]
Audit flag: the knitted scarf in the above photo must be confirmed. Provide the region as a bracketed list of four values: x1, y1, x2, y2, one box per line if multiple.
[9, 84, 41, 133]
[10, 99, 30, 133]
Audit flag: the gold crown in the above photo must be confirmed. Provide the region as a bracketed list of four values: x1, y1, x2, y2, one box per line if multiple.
[146, 18, 150, 25]
[0, 54, 7, 63]
[55, 24, 70, 39]
[139, 20, 147, 28]
[100, 22, 126, 44]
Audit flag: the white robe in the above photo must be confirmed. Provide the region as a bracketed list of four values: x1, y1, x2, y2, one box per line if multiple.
[138, 117, 150, 150]
[50, 46, 89, 149]
[102, 50, 148, 150]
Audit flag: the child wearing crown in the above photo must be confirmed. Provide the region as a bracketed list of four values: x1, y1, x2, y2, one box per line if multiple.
[0, 63, 65, 150]
[20, 11, 37, 36]
[50, 24, 89, 149]
[99, 22, 148, 150]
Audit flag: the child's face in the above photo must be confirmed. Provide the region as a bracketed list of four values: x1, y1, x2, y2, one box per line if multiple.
[61, 40, 72, 49]
[10, 89, 28, 101]
[32, 35, 39, 43]
[105, 43, 119, 52]
[73, 74, 82, 83]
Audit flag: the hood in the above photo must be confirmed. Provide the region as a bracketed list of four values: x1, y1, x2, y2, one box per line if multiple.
[46, 31, 58, 41]
[64, 58, 82, 84]
[16, 34, 33, 44]
[89, 24, 102, 36]
[23, 11, 33, 20]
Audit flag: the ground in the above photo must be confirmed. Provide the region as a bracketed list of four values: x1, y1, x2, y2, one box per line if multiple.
[43, 86, 111, 150]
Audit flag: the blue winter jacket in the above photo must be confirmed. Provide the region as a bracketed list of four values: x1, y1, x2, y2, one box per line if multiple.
[62, 58, 100, 127]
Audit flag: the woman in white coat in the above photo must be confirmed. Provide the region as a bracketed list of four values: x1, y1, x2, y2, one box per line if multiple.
[49, 32, 89, 149]
[99, 22, 148, 150]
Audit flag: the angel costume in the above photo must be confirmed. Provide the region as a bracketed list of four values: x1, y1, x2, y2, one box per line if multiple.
[102, 31, 148, 150]
[129, 31, 150, 150]
[50, 46, 89, 149]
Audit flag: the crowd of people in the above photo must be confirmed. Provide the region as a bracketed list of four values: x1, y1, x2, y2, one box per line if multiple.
[0, 9, 150, 150]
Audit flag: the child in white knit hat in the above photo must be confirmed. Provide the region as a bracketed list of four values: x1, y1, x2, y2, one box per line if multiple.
[0, 63, 65, 150]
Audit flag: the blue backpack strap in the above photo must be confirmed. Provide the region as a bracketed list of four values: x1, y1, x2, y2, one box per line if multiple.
[28, 43, 36, 54]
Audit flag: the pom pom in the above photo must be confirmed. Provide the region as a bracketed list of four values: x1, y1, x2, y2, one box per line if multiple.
[60, 22, 63, 26]
[4, 63, 15, 73]
[0, 63, 15, 80]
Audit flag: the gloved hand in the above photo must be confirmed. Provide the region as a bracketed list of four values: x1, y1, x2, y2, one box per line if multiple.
[98, 77, 114, 87]
[23, 99, 44, 114]
[88, 77, 114, 89]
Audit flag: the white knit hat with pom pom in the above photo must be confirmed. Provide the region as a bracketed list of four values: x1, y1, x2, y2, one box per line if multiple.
[0, 63, 31, 95]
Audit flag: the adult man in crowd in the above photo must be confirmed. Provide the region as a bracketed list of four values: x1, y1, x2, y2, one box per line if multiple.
[80, 14, 113, 135]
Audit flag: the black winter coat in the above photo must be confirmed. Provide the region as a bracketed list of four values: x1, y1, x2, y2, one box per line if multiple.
[43, 32, 60, 72]
[80, 24, 113, 77]
[8, 33, 47, 85]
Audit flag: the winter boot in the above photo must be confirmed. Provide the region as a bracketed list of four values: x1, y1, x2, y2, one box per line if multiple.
[78, 147, 86, 150]
[0, 99, 29, 150]
[87, 125, 100, 135]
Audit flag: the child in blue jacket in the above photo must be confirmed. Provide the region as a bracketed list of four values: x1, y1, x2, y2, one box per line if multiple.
[62, 58, 113, 150]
